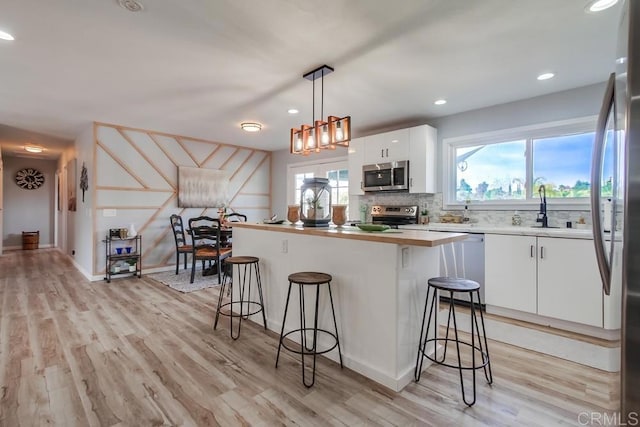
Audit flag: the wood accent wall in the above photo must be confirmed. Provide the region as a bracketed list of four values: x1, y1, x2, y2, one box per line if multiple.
[92, 122, 271, 275]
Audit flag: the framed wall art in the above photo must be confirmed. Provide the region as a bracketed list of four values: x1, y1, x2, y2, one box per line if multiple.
[177, 166, 229, 208]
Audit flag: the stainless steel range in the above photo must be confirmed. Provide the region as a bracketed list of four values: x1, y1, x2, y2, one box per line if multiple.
[370, 205, 419, 228]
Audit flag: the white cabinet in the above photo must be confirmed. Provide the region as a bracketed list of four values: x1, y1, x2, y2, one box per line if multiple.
[408, 124, 436, 194]
[485, 234, 603, 327]
[537, 237, 602, 327]
[363, 129, 410, 163]
[347, 137, 366, 195]
[485, 234, 537, 313]
[359, 124, 436, 194]
[485, 234, 604, 327]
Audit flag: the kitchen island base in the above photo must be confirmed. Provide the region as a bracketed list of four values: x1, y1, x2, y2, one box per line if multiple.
[230, 224, 467, 391]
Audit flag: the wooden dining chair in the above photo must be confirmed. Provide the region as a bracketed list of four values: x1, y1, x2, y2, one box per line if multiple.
[170, 214, 192, 275]
[188, 216, 232, 284]
[221, 213, 246, 248]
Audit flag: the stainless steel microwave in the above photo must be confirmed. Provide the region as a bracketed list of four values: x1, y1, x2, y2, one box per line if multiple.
[362, 160, 409, 192]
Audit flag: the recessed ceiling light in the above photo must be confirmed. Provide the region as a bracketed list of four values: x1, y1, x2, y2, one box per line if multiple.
[585, 0, 618, 13]
[287, 108, 299, 114]
[0, 30, 14, 41]
[241, 122, 262, 132]
[24, 145, 44, 153]
[434, 99, 447, 105]
[537, 72, 555, 81]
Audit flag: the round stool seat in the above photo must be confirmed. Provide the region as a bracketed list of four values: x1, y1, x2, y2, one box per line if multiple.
[427, 277, 480, 292]
[288, 272, 332, 285]
[225, 256, 259, 265]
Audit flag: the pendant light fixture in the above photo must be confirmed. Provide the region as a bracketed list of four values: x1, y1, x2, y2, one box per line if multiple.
[290, 65, 351, 155]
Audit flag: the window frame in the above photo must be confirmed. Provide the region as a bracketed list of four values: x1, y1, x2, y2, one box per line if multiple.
[443, 116, 597, 211]
[286, 157, 348, 207]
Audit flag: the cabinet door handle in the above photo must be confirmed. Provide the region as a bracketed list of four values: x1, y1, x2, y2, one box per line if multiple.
[385, 148, 389, 157]
[360, 181, 363, 190]
[381, 149, 384, 158]
[530, 245, 535, 258]
[410, 177, 413, 187]
[540, 246, 545, 259]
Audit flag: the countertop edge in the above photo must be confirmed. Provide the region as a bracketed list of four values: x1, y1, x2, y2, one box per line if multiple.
[231, 223, 468, 247]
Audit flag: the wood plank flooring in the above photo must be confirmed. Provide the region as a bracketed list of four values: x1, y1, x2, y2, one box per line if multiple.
[0, 249, 619, 426]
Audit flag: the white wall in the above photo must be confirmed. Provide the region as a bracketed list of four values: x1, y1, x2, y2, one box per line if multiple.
[430, 82, 606, 192]
[2, 156, 57, 248]
[70, 126, 94, 276]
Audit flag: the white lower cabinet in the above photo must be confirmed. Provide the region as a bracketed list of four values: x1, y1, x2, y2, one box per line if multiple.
[537, 237, 602, 327]
[485, 234, 604, 327]
[485, 234, 537, 313]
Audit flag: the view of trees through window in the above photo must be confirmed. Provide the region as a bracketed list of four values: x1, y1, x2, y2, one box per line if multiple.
[454, 130, 612, 202]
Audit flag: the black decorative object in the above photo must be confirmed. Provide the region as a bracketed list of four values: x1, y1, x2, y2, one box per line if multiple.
[15, 168, 45, 189]
[80, 162, 88, 202]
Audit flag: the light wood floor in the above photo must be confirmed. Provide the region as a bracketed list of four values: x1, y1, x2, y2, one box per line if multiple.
[0, 249, 619, 426]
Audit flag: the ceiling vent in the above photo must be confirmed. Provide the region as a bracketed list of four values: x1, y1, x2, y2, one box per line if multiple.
[118, 0, 144, 12]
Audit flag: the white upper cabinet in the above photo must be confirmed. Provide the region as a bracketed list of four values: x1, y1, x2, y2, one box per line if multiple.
[408, 124, 436, 194]
[363, 129, 410, 163]
[347, 137, 366, 195]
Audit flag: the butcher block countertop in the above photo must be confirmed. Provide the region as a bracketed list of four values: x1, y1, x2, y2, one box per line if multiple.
[231, 222, 468, 247]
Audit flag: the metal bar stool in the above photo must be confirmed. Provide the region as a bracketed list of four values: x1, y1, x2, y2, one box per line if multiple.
[214, 256, 267, 340]
[414, 277, 493, 406]
[275, 272, 343, 387]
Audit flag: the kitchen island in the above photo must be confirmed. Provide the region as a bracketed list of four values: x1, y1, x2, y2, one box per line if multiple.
[229, 222, 468, 391]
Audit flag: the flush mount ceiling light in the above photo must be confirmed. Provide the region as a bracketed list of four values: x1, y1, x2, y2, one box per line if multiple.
[290, 64, 351, 155]
[24, 145, 44, 153]
[434, 99, 447, 105]
[240, 122, 262, 132]
[0, 30, 14, 41]
[118, 0, 144, 12]
[537, 72, 555, 81]
[287, 108, 299, 114]
[585, 0, 618, 13]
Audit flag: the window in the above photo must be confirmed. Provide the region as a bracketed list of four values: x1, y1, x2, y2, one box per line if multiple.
[445, 117, 599, 208]
[287, 159, 349, 217]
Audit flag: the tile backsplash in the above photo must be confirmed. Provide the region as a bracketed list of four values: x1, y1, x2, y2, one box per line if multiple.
[353, 192, 592, 228]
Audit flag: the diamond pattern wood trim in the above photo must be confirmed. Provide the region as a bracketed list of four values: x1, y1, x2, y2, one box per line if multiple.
[93, 122, 271, 276]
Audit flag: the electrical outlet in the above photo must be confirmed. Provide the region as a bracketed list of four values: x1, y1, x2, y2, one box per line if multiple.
[401, 247, 409, 268]
[281, 240, 288, 253]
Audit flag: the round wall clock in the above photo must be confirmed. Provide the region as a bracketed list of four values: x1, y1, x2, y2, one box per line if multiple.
[15, 168, 45, 190]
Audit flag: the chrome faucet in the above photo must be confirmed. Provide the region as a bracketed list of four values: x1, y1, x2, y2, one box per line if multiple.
[536, 185, 548, 227]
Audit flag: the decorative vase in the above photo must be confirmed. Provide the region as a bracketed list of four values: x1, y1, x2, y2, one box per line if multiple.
[128, 223, 137, 237]
[332, 205, 347, 227]
[129, 264, 136, 272]
[287, 205, 300, 224]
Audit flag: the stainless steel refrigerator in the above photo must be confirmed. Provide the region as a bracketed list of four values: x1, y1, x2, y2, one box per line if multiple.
[591, 0, 640, 417]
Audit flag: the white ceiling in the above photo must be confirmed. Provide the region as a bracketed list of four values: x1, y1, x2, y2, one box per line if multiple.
[0, 0, 622, 159]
